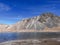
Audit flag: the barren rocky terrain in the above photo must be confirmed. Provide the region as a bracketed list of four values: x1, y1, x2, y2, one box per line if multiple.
[0, 13, 60, 32]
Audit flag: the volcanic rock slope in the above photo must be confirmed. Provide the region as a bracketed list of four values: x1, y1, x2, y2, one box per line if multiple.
[7, 13, 60, 31]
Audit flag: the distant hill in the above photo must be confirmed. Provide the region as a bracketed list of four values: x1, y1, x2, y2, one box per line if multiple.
[0, 13, 60, 32]
[0, 24, 9, 32]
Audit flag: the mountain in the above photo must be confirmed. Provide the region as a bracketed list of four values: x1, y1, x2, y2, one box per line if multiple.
[0, 24, 9, 32]
[0, 13, 60, 32]
[6, 13, 60, 32]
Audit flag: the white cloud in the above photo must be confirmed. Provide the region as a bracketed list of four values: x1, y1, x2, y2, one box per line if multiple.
[0, 3, 11, 11]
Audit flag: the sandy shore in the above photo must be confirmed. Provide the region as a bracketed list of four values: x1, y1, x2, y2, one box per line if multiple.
[0, 29, 60, 32]
[0, 38, 60, 45]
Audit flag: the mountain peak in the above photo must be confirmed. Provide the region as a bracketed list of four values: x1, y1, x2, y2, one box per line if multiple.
[40, 12, 56, 18]
[0, 13, 60, 32]
[7, 13, 60, 31]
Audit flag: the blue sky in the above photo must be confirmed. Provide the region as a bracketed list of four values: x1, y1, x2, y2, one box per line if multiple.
[0, 0, 60, 24]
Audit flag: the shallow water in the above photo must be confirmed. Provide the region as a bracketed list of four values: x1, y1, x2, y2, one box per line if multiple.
[0, 32, 60, 42]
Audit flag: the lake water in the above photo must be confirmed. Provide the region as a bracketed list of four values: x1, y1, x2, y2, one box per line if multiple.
[0, 32, 60, 42]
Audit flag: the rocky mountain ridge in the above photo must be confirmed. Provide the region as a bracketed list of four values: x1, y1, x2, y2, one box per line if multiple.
[0, 13, 60, 32]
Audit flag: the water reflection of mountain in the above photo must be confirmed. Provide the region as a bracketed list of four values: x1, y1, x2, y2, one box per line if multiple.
[0, 32, 60, 43]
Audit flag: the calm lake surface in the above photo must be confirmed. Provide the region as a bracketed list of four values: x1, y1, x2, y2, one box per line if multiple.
[0, 32, 60, 42]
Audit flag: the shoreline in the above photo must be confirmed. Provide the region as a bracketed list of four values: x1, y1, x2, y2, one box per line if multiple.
[0, 29, 60, 32]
